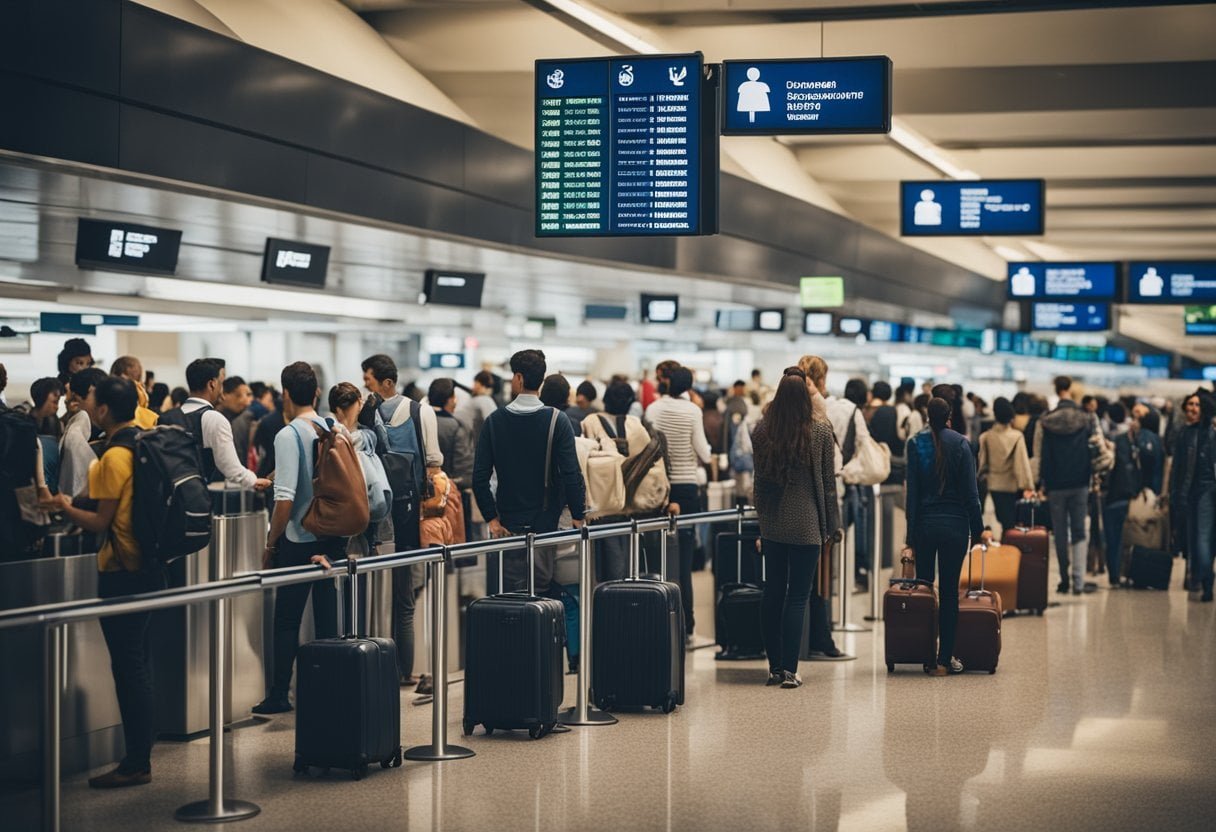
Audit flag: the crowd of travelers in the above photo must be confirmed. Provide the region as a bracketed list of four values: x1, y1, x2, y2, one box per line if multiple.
[0, 339, 1203, 788]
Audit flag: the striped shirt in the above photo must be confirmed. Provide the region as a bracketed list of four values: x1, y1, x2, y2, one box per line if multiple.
[645, 396, 712, 485]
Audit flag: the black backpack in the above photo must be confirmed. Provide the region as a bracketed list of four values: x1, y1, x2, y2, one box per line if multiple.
[1104, 433, 1141, 502]
[109, 425, 212, 567]
[158, 403, 218, 481]
[0, 410, 45, 560]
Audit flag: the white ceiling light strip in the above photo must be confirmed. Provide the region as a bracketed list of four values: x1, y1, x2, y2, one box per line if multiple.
[539, 0, 659, 55]
[140, 277, 414, 321]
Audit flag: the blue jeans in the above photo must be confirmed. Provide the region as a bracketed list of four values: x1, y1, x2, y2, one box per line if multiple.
[761, 541, 819, 674]
[1047, 486, 1089, 588]
[1102, 500, 1129, 584]
[913, 520, 969, 666]
[1189, 486, 1216, 592]
[669, 483, 699, 635]
[558, 584, 580, 661]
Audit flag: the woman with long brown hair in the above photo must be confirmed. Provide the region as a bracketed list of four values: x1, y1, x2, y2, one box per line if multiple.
[752, 369, 840, 688]
[905, 397, 992, 675]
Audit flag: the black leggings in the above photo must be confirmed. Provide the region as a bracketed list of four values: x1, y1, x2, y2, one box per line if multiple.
[913, 520, 969, 666]
[269, 538, 343, 698]
[760, 540, 820, 674]
[989, 491, 1019, 539]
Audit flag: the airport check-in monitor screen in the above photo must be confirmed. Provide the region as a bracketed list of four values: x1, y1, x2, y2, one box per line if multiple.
[536, 54, 707, 236]
[721, 57, 891, 135]
[803, 311, 834, 335]
[1032, 302, 1110, 332]
[715, 309, 755, 331]
[755, 309, 785, 332]
[1185, 306, 1216, 335]
[75, 218, 182, 275]
[800, 276, 844, 308]
[1007, 262, 1118, 300]
[262, 238, 330, 288]
[900, 180, 1045, 236]
[1126, 261, 1216, 303]
[642, 293, 679, 323]
[422, 270, 485, 307]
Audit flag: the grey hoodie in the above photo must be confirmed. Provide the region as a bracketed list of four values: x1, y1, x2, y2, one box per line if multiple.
[1031, 400, 1098, 490]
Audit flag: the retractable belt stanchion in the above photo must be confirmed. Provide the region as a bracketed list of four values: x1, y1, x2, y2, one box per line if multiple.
[833, 502, 871, 634]
[43, 623, 62, 832]
[866, 484, 885, 622]
[176, 519, 260, 823]
[406, 548, 474, 761]
[560, 526, 617, 727]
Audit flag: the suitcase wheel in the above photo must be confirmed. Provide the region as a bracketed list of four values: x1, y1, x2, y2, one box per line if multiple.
[381, 747, 403, 769]
[886, 663, 894, 674]
[292, 756, 307, 775]
[662, 695, 678, 715]
[462, 719, 475, 737]
[989, 669, 996, 675]
[1036, 609, 1044, 616]
[528, 724, 547, 740]
[351, 763, 368, 781]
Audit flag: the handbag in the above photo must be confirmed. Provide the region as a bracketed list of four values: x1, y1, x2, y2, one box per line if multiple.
[841, 408, 891, 486]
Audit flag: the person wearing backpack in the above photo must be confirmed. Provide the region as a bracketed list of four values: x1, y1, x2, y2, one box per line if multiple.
[473, 349, 586, 594]
[361, 353, 443, 686]
[252, 363, 349, 715]
[645, 365, 710, 641]
[1101, 404, 1141, 586]
[1032, 375, 1107, 596]
[160, 358, 270, 492]
[47, 377, 162, 788]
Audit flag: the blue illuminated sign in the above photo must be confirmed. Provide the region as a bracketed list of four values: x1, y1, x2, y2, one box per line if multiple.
[1031, 302, 1110, 332]
[721, 57, 891, 135]
[536, 54, 713, 237]
[1007, 262, 1118, 300]
[900, 180, 1045, 237]
[1126, 261, 1216, 303]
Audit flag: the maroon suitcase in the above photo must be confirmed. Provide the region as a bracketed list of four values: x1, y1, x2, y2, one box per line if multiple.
[954, 545, 1003, 674]
[1004, 524, 1050, 615]
[884, 576, 938, 673]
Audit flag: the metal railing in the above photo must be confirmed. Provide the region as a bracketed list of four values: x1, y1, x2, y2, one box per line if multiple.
[0, 507, 756, 831]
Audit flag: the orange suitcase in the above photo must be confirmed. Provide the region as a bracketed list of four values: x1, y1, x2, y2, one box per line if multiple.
[959, 544, 1019, 613]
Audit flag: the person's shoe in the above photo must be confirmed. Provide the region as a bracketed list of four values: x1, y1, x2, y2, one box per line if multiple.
[813, 646, 845, 659]
[415, 674, 434, 696]
[1202, 589, 1214, 603]
[1072, 588, 1083, 596]
[766, 671, 783, 687]
[780, 671, 803, 689]
[567, 656, 580, 675]
[1189, 590, 1202, 603]
[88, 767, 150, 789]
[1083, 582, 1099, 594]
[925, 663, 948, 677]
[400, 676, 420, 688]
[251, 696, 292, 715]
[1057, 578, 1070, 594]
[947, 657, 965, 675]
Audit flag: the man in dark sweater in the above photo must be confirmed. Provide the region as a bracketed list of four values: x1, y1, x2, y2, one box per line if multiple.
[473, 349, 586, 594]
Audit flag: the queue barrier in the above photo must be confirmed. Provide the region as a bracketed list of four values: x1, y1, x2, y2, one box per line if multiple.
[0, 507, 755, 832]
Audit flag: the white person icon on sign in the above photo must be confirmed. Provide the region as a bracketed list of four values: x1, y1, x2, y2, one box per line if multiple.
[736, 67, 771, 123]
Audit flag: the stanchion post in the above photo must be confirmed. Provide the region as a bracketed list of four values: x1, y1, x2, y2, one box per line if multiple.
[43, 623, 62, 832]
[867, 485, 885, 622]
[834, 509, 871, 634]
[405, 550, 474, 761]
[176, 518, 260, 823]
[559, 526, 617, 726]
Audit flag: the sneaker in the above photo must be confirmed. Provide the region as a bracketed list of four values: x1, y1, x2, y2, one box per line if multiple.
[251, 696, 292, 715]
[780, 671, 803, 689]
[1203, 590, 1214, 603]
[1057, 579, 1070, 594]
[812, 646, 845, 659]
[88, 767, 150, 789]
[766, 671, 783, 687]
[415, 674, 434, 696]
[400, 676, 420, 688]
[1071, 588, 1083, 596]
[567, 656, 580, 675]
[1083, 582, 1099, 594]
[947, 657, 965, 675]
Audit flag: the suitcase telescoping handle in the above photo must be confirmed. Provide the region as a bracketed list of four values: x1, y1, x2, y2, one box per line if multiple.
[966, 540, 988, 595]
[525, 531, 537, 597]
[345, 556, 359, 639]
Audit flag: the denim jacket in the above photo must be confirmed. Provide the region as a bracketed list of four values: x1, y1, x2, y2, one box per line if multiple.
[905, 428, 985, 545]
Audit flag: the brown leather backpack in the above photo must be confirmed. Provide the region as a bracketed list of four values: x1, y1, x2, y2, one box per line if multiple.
[296, 421, 369, 538]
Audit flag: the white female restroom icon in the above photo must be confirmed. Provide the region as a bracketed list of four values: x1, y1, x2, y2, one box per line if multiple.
[736, 67, 771, 123]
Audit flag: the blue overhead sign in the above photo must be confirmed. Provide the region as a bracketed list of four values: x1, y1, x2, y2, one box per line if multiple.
[535, 54, 716, 237]
[1031, 302, 1110, 332]
[1007, 262, 1118, 300]
[900, 180, 1045, 237]
[721, 57, 891, 135]
[1126, 261, 1216, 303]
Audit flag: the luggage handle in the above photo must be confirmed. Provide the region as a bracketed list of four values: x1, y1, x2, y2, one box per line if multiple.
[889, 577, 934, 589]
[345, 556, 360, 639]
[628, 518, 642, 581]
[966, 540, 988, 597]
[899, 547, 916, 580]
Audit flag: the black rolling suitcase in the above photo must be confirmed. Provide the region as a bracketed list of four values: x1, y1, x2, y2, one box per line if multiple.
[1127, 545, 1173, 590]
[592, 520, 685, 713]
[714, 532, 766, 661]
[463, 533, 565, 739]
[294, 561, 402, 779]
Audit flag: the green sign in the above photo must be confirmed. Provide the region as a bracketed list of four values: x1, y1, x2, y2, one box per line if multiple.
[800, 276, 844, 308]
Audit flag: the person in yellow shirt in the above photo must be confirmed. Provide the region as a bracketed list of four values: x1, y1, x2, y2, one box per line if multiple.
[110, 355, 158, 430]
[50, 376, 162, 789]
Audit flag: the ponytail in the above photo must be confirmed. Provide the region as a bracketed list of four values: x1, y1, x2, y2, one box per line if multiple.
[927, 397, 952, 495]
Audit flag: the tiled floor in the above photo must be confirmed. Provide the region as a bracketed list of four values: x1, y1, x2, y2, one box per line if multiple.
[7, 565, 1216, 832]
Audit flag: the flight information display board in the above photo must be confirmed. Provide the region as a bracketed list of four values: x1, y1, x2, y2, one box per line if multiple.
[900, 180, 1045, 236]
[1126, 261, 1216, 303]
[1031, 302, 1110, 332]
[536, 54, 716, 237]
[1007, 262, 1118, 300]
[76, 218, 182, 275]
[721, 57, 891, 135]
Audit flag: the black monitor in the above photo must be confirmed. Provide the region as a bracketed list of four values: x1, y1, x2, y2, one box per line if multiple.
[262, 238, 330, 288]
[641, 293, 679, 323]
[422, 270, 485, 307]
[75, 217, 182, 275]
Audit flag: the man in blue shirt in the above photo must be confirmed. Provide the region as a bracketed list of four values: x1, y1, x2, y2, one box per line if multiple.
[253, 362, 343, 715]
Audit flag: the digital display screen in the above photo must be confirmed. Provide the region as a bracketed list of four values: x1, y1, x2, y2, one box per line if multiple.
[1140, 354, 1171, 369]
[755, 309, 785, 332]
[427, 353, 466, 370]
[1007, 262, 1118, 300]
[1185, 305, 1216, 335]
[1126, 261, 1216, 303]
[1031, 302, 1110, 332]
[642, 293, 679, 323]
[721, 57, 891, 135]
[803, 312, 833, 335]
[800, 276, 844, 308]
[837, 317, 863, 335]
[868, 320, 902, 342]
[900, 180, 1045, 237]
[585, 304, 628, 320]
[715, 309, 755, 331]
[262, 238, 330, 288]
[422, 270, 485, 308]
[536, 54, 714, 236]
[75, 217, 182, 275]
